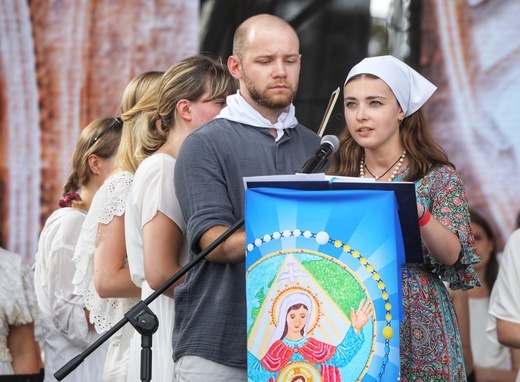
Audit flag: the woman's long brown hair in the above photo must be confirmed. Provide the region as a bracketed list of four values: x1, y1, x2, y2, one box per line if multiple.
[327, 75, 454, 182]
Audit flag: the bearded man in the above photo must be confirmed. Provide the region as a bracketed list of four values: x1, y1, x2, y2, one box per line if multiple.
[173, 13, 321, 382]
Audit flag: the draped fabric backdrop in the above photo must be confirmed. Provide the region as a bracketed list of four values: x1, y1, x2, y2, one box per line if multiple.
[0, 0, 198, 262]
[0, 0, 518, 263]
[421, 0, 520, 250]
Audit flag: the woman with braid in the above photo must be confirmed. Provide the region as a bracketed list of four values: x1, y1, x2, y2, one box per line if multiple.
[34, 116, 122, 381]
[71, 71, 163, 381]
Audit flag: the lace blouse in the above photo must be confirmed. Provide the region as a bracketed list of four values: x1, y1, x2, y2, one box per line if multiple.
[72, 171, 138, 333]
[0, 247, 38, 374]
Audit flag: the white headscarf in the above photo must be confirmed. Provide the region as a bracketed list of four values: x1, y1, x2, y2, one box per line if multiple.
[344, 55, 437, 117]
[270, 292, 314, 346]
[216, 90, 298, 141]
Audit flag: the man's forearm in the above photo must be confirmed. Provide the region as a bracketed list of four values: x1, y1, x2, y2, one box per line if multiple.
[200, 225, 246, 264]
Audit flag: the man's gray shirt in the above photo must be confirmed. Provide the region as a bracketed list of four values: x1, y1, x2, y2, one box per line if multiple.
[173, 118, 321, 368]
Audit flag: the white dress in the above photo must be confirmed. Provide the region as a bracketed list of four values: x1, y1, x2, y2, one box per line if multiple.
[488, 228, 520, 381]
[72, 171, 139, 382]
[125, 154, 188, 382]
[34, 207, 107, 381]
[0, 247, 38, 374]
[469, 297, 511, 369]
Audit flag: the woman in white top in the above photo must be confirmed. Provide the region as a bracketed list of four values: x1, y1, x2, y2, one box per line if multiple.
[34, 117, 122, 381]
[72, 71, 163, 382]
[468, 210, 520, 381]
[489, 228, 520, 382]
[0, 234, 41, 377]
[125, 55, 236, 381]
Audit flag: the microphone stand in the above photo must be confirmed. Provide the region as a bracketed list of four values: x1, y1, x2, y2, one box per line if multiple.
[55, 90, 340, 379]
[56, 151, 336, 380]
[54, 219, 244, 381]
[55, 151, 336, 380]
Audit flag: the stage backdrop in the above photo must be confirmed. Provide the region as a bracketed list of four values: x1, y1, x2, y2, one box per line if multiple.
[1, 0, 518, 264]
[0, 0, 198, 261]
[421, 0, 520, 249]
[245, 185, 405, 381]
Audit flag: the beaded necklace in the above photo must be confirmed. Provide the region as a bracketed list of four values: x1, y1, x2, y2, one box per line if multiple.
[359, 150, 406, 181]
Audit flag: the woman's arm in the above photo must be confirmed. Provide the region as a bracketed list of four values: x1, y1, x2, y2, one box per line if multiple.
[474, 362, 520, 382]
[94, 215, 140, 298]
[497, 318, 520, 349]
[143, 211, 185, 295]
[448, 288, 473, 375]
[418, 203, 461, 265]
[510, 348, 520, 375]
[8, 322, 41, 374]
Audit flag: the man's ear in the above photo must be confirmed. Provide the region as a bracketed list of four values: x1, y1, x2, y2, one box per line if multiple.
[227, 55, 242, 79]
[87, 154, 101, 175]
[176, 99, 192, 122]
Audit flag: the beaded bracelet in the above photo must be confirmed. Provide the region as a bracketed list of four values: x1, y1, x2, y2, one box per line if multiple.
[419, 209, 431, 227]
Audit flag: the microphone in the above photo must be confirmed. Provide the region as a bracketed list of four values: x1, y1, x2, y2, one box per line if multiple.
[298, 135, 340, 174]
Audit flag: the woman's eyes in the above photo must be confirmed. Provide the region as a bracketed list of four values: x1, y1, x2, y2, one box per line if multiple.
[345, 100, 383, 108]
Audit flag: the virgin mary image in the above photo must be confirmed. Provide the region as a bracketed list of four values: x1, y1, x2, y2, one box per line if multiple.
[248, 291, 374, 382]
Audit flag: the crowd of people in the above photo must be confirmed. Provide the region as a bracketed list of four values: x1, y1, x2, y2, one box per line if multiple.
[1, 12, 519, 382]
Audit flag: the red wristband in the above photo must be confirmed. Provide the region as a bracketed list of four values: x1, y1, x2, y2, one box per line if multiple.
[419, 209, 431, 227]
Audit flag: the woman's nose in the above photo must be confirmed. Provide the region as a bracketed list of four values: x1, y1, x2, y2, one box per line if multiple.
[356, 105, 368, 121]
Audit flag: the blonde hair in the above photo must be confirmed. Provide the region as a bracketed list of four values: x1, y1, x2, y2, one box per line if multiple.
[63, 117, 123, 210]
[114, 71, 164, 174]
[133, 55, 237, 164]
[120, 71, 164, 116]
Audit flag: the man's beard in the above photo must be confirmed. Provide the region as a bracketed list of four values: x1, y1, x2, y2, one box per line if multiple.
[243, 72, 297, 110]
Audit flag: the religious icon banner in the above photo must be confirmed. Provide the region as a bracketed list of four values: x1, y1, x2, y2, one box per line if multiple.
[245, 186, 405, 382]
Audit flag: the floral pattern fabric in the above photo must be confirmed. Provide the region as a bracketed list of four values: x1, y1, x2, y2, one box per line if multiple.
[396, 164, 480, 381]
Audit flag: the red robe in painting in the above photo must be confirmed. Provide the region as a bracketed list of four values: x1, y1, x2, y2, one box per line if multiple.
[261, 337, 342, 382]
